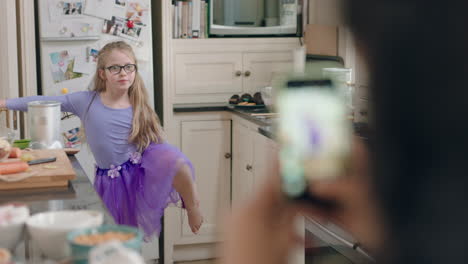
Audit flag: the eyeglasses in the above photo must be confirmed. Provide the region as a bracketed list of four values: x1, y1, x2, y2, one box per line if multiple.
[105, 64, 137, 75]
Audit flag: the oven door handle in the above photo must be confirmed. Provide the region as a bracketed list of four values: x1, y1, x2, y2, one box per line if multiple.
[305, 216, 374, 261]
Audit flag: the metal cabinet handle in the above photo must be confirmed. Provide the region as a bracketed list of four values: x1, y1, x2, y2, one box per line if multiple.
[225, 153, 232, 159]
[244, 70, 251, 77]
[235, 71, 242, 77]
[246, 165, 252, 171]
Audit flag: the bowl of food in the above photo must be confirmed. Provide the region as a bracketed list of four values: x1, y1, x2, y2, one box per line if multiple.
[67, 225, 143, 264]
[26, 210, 103, 260]
[12, 139, 31, 150]
[0, 203, 29, 250]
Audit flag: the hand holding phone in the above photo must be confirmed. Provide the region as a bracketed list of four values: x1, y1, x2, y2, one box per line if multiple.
[276, 78, 352, 209]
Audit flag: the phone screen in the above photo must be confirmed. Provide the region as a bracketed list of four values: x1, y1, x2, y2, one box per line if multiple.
[277, 79, 352, 203]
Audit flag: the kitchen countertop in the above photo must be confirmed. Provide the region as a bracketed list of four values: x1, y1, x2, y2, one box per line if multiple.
[1, 155, 114, 261]
[173, 103, 370, 140]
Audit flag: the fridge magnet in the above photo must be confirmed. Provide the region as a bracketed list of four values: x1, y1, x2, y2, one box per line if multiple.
[63, 127, 82, 148]
[83, 0, 114, 20]
[49, 50, 83, 83]
[87, 47, 99, 63]
[125, 1, 149, 26]
[115, 0, 127, 8]
[102, 16, 143, 41]
[63, 1, 83, 16]
[48, 0, 84, 21]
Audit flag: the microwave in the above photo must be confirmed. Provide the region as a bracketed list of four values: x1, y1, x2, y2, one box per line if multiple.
[209, 0, 300, 37]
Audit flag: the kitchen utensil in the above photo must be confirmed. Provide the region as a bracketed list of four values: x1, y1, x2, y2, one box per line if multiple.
[27, 157, 57, 165]
[28, 101, 63, 149]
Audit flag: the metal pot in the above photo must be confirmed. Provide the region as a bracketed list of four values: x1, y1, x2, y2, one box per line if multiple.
[27, 101, 63, 149]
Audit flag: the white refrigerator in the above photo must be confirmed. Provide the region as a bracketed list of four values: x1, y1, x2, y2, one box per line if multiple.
[36, 0, 158, 259]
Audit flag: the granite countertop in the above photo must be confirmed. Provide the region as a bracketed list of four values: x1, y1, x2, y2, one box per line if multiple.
[173, 103, 369, 140]
[173, 103, 276, 127]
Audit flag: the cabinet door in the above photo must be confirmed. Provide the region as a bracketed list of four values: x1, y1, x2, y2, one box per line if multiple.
[180, 120, 231, 241]
[231, 121, 254, 206]
[252, 132, 279, 188]
[174, 52, 243, 95]
[242, 51, 294, 94]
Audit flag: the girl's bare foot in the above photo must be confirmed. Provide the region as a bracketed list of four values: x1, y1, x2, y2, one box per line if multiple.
[187, 203, 203, 234]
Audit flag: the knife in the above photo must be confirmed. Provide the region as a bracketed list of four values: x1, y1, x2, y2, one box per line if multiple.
[27, 157, 57, 165]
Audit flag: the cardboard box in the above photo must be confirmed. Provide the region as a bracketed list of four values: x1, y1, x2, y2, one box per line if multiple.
[304, 24, 338, 56]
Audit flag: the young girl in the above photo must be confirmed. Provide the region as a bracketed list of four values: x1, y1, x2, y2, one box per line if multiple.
[0, 41, 203, 239]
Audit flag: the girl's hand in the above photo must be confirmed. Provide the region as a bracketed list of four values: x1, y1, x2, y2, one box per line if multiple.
[221, 168, 302, 264]
[0, 99, 6, 108]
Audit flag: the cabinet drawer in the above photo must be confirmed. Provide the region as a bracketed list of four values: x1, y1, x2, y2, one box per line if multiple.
[174, 53, 243, 95]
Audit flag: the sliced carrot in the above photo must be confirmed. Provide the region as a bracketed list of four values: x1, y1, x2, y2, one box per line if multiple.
[8, 147, 22, 159]
[0, 161, 29, 175]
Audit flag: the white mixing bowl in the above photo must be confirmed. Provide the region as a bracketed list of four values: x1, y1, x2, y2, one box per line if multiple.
[26, 210, 103, 260]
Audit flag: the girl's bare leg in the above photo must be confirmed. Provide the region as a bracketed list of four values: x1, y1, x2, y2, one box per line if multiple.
[172, 163, 203, 234]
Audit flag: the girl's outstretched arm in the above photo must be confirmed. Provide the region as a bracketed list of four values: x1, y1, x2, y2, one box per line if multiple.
[2, 91, 93, 118]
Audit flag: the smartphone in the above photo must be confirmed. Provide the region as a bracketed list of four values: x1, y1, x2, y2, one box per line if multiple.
[276, 78, 352, 209]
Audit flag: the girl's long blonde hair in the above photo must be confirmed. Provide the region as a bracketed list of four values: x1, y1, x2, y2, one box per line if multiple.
[89, 41, 165, 151]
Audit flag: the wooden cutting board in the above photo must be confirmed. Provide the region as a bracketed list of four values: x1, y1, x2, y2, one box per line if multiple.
[0, 149, 76, 190]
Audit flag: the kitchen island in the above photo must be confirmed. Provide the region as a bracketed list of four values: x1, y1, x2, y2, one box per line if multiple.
[0, 154, 114, 262]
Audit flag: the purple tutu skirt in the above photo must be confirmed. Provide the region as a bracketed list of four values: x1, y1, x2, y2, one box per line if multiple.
[93, 143, 194, 240]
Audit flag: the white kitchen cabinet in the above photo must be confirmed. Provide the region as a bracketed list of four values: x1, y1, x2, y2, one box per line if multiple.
[179, 119, 231, 242]
[171, 48, 296, 104]
[232, 117, 278, 206]
[232, 120, 255, 205]
[174, 52, 243, 96]
[165, 112, 232, 263]
[252, 131, 279, 187]
[242, 51, 294, 94]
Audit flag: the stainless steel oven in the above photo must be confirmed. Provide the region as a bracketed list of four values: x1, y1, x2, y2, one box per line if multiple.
[304, 217, 374, 264]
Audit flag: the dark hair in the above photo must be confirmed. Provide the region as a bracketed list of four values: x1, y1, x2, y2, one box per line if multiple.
[345, 0, 468, 263]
